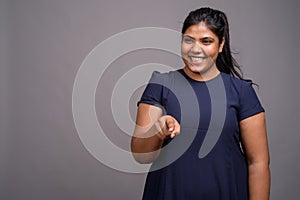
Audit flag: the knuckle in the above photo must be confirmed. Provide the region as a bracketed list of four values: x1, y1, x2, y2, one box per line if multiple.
[154, 122, 161, 131]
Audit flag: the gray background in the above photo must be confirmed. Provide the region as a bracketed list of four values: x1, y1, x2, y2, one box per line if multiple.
[1, 0, 299, 199]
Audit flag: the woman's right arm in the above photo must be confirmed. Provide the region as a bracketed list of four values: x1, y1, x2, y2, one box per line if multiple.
[131, 103, 180, 164]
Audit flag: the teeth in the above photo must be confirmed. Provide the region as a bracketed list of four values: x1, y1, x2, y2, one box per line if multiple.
[190, 56, 204, 62]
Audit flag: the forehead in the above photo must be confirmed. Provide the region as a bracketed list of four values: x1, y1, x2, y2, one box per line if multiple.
[184, 22, 217, 39]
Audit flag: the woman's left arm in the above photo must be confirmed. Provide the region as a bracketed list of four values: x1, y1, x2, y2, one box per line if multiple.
[240, 112, 270, 200]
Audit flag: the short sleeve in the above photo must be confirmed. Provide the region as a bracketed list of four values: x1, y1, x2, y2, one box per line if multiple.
[138, 71, 165, 109]
[238, 81, 265, 121]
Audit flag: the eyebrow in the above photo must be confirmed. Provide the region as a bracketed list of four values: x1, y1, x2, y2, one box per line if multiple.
[183, 35, 215, 41]
[182, 35, 195, 40]
[201, 37, 215, 41]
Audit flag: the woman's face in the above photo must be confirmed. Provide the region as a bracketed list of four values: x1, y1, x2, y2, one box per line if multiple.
[181, 21, 224, 80]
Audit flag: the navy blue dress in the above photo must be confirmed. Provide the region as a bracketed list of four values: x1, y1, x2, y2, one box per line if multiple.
[138, 69, 264, 200]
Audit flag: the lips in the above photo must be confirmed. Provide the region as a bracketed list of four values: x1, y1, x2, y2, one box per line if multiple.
[188, 56, 206, 65]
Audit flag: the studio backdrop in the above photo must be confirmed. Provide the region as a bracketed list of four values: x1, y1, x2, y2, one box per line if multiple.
[0, 0, 299, 199]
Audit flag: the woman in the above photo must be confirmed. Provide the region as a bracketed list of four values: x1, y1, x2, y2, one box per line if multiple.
[131, 7, 270, 200]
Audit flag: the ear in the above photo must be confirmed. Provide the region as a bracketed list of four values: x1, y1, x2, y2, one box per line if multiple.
[219, 38, 225, 53]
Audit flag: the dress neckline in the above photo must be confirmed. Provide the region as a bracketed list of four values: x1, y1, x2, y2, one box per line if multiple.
[178, 68, 222, 84]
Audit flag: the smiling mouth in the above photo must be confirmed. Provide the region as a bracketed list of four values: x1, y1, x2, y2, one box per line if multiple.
[188, 56, 206, 64]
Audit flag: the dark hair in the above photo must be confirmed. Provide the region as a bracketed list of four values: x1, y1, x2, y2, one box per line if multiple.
[182, 7, 243, 79]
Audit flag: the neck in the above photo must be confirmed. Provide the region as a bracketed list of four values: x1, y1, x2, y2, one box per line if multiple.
[183, 65, 220, 82]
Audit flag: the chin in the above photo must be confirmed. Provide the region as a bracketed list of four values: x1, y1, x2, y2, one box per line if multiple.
[187, 65, 206, 74]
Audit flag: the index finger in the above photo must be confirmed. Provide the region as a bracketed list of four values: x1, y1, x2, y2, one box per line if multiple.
[166, 118, 175, 132]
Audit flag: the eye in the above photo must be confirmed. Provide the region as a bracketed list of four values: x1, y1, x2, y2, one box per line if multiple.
[182, 36, 195, 44]
[201, 39, 214, 45]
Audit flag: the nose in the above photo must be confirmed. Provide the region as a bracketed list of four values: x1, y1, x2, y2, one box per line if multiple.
[191, 42, 204, 54]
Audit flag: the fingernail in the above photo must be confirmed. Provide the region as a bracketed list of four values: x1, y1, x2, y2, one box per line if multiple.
[169, 127, 173, 131]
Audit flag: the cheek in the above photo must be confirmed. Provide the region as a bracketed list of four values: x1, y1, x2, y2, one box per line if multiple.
[180, 47, 186, 56]
[181, 44, 190, 55]
[205, 46, 219, 58]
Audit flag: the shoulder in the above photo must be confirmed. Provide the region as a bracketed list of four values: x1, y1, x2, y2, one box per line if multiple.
[220, 73, 264, 121]
[148, 70, 181, 84]
[150, 70, 180, 77]
[220, 72, 254, 94]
